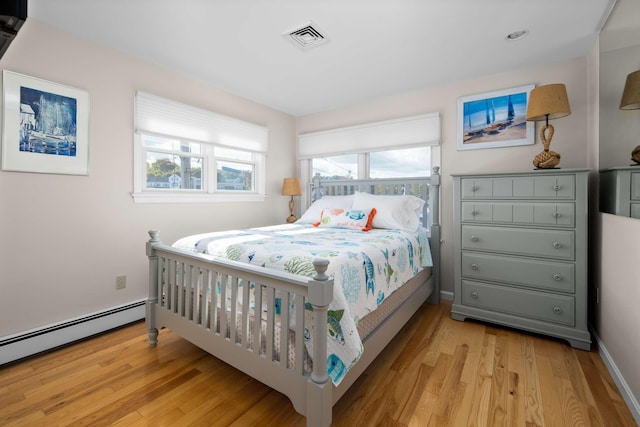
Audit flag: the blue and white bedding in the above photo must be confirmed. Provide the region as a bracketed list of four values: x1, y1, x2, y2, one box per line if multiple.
[173, 223, 432, 385]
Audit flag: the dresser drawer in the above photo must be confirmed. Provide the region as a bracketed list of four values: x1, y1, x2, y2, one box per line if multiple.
[461, 202, 574, 226]
[461, 280, 575, 326]
[461, 225, 574, 260]
[461, 252, 575, 293]
[460, 175, 575, 200]
[631, 203, 640, 219]
[631, 172, 640, 201]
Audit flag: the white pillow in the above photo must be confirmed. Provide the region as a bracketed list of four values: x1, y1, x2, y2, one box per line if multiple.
[352, 192, 425, 231]
[296, 195, 354, 224]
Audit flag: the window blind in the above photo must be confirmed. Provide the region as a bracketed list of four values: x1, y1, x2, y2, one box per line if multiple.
[298, 112, 440, 159]
[135, 91, 268, 153]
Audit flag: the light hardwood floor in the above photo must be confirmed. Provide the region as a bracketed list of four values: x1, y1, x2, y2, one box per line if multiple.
[0, 301, 636, 426]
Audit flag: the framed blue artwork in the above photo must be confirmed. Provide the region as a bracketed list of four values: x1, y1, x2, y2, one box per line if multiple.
[2, 70, 90, 174]
[457, 84, 534, 151]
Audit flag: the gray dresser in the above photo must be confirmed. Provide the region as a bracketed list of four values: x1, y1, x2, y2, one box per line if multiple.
[451, 169, 591, 350]
[599, 166, 640, 219]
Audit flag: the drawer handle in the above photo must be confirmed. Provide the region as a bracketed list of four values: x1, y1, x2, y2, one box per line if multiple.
[552, 212, 560, 218]
[553, 306, 562, 314]
[472, 210, 478, 216]
[553, 185, 561, 191]
[553, 241, 562, 249]
[471, 291, 479, 299]
[553, 274, 562, 281]
[470, 235, 479, 242]
[472, 185, 479, 192]
[471, 263, 479, 271]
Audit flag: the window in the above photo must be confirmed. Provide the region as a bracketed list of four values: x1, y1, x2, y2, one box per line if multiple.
[133, 91, 268, 203]
[312, 154, 358, 180]
[143, 135, 204, 190]
[298, 113, 440, 207]
[215, 147, 255, 191]
[369, 147, 431, 178]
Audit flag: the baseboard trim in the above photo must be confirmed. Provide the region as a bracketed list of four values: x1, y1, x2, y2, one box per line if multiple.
[590, 327, 640, 425]
[0, 299, 146, 365]
[440, 290, 454, 301]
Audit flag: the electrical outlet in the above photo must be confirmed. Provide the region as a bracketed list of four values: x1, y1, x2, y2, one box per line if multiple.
[116, 275, 127, 290]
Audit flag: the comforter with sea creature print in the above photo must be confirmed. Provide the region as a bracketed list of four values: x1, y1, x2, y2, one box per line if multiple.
[172, 223, 432, 385]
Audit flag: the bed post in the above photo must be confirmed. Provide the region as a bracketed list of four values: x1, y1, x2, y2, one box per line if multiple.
[306, 258, 333, 427]
[429, 167, 441, 304]
[146, 230, 160, 347]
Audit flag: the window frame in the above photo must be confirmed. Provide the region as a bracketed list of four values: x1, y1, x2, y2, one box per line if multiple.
[132, 92, 267, 204]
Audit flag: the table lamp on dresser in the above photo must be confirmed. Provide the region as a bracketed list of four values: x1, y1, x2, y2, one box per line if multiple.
[620, 69, 640, 164]
[526, 83, 571, 169]
[282, 177, 302, 223]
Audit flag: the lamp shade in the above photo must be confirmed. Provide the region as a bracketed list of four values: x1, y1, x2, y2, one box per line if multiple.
[526, 83, 571, 121]
[620, 70, 640, 110]
[281, 178, 302, 196]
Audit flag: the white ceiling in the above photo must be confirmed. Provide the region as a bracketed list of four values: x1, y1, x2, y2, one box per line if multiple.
[29, 0, 618, 117]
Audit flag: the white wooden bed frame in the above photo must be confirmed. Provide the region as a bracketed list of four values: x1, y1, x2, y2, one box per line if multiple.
[145, 168, 441, 427]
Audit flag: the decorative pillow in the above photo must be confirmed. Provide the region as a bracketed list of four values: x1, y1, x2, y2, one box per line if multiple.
[313, 208, 377, 232]
[296, 195, 354, 224]
[352, 192, 425, 231]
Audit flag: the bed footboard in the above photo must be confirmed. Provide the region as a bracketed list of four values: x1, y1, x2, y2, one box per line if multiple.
[146, 230, 334, 427]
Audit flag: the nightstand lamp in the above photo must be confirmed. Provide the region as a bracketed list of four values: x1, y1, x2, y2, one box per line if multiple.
[282, 178, 302, 223]
[526, 83, 571, 169]
[619, 69, 640, 164]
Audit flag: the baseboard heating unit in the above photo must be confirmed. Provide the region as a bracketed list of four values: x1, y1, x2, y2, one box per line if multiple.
[0, 300, 145, 365]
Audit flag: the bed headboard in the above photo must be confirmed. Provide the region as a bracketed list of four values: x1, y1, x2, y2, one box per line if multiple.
[310, 167, 441, 232]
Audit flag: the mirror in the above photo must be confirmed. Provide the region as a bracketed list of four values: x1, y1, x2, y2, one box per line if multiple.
[599, 0, 640, 218]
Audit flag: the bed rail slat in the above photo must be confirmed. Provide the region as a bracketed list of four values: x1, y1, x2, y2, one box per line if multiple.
[220, 273, 228, 339]
[200, 269, 209, 328]
[185, 264, 193, 320]
[295, 296, 305, 375]
[280, 291, 290, 368]
[241, 280, 251, 348]
[169, 260, 177, 312]
[253, 283, 262, 356]
[230, 276, 239, 343]
[265, 286, 275, 361]
[179, 262, 186, 316]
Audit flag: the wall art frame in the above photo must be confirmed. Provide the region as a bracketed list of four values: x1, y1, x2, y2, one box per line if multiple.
[457, 84, 535, 151]
[2, 70, 90, 175]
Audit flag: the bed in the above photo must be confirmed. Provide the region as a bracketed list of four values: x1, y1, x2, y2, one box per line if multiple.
[145, 168, 441, 427]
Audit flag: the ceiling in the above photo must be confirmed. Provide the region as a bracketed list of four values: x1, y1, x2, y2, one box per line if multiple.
[29, 0, 618, 117]
[600, 0, 640, 51]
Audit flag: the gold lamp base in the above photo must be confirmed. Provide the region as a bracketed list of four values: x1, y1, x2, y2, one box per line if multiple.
[533, 150, 561, 169]
[286, 197, 297, 223]
[632, 145, 640, 164]
[533, 124, 561, 169]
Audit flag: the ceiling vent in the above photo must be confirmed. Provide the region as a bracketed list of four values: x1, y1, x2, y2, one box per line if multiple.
[284, 21, 329, 50]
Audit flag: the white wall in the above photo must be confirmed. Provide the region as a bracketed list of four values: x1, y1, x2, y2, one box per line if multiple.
[597, 214, 640, 407]
[297, 57, 591, 297]
[0, 20, 296, 337]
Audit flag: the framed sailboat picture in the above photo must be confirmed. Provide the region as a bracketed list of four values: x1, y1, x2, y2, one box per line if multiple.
[456, 84, 534, 151]
[1, 71, 90, 174]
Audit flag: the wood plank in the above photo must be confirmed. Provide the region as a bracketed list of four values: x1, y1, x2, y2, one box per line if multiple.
[506, 330, 526, 427]
[522, 336, 545, 426]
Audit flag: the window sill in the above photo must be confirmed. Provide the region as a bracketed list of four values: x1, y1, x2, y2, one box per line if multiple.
[131, 192, 267, 204]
